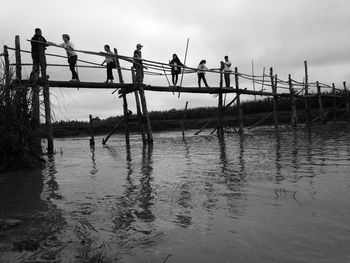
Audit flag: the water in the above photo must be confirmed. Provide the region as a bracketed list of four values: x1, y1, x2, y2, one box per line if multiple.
[1, 124, 350, 262]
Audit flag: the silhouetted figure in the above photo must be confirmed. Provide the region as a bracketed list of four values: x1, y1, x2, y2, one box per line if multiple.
[101, 45, 116, 83]
[30, 28, 48, 81]
[197, 60, 209, 88]
[169, 53, 184, 86]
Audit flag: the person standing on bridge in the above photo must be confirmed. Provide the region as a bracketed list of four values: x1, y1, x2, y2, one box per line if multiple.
[30, 28, 48, 82]
[221, 55, 232, 88]
[101, 45, 116, 83]
[133, 43, 147, 85]
[169, 53, 184, 86]
[197, 60, 210, 88]
[60, 34, 79, 82]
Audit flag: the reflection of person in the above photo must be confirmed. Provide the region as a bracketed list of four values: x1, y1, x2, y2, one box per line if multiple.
[101, 45, 116, 83]
[30, 28, 48, 81]
[133, 43, 147, 84]
[221, 55, 232, 88]
[169, 54, 184, 86]
[197, 60, 209, 88]
[60, 34, 79, 82]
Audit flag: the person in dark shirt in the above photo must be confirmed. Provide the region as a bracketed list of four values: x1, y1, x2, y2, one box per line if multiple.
[169, 53, 184, 86]
[133, 43, 146, 84]
[30, 28, 48, 81]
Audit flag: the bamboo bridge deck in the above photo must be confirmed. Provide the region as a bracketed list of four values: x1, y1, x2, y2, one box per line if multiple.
[2, 35, 350, 153]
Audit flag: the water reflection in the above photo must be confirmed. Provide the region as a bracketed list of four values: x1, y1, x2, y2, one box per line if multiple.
[90, 145, 97, 176]
[135, 144, 155, 222]
[238, 133, 245, 178]
[274, 131, 283, 182]
[43, 154, 63, 200]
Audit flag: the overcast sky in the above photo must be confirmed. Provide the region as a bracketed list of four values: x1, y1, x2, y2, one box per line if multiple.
[1, 0, 350, 121]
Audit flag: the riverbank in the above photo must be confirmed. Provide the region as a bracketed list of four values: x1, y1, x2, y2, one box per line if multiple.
[46, 107, 340, 138]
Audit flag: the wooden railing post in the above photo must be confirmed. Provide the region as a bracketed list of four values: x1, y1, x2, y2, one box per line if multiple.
[343, 81, 350, 122]
[317, 81, 326, 124]
[113, 48, 124, 84]
[270, 68, 279, 130]
[289, 74, 298, 127]
[304, 61, 311, 126]
[332, 83, 337, 123]
[15, 36, 22, 82]
[235, 67, 243, 133]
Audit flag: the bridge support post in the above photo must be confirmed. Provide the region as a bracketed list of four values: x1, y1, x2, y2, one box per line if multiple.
[138, 85, 153, 143]
[114, 50, 129, 145]
[235, 67, 243, 133]
[304, 61, 311, 126]
[343, 81, 350, 122]
[270, 68, 279, 131]
[289, 74, 298, 127]
[43, 81, 54, 153]
[332, 83, 337, 123]
[131, 67, 147, 143]
[317, 81, 326, 124]
[217, 68, 224, 136]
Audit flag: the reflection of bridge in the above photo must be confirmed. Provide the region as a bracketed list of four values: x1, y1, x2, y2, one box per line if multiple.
[2, 36, 350, 153]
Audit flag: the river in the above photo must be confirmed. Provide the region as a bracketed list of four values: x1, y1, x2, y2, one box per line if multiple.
[1, 124, 350, 262]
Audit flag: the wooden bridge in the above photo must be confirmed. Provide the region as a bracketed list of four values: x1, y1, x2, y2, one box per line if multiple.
[2, 35, 350, 154]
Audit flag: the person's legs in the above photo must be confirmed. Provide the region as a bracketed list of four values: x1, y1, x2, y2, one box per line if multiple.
[136, 67, 143, 84]
[68, 55, 79, 80]
[224, 72, 230, 87]
[197, 73, 202, 87]
[107, 62, 114, 81]
[203, 75, 209, 87]
[175, 74, 178, 85]
[39, 52, 47, 79]
[30, 55, 40, 80]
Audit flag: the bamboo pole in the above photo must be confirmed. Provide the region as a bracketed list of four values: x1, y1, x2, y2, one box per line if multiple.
[15, 36, 22, 82]
[248, 112, 274, 130]
[132, 67, 146, 143]
[102, 118, 126, 145]
[122, 92, 130, 145]
[304, 61, 311, 126]
[181, 101, 188, 139]
[289, 74, 298, 127]
[332, 83, 337, 123]
[43, 81, 54, 153]
[194, 94, 239, 135]
[138, 85, 153, 143]
[89, 114, 95, 146]
[270, 68, 278, 130]
[343, 81, 350, 122]
[317, 81, 326, 124]
[218, 63, 224, 136]
[235, 67, 243, 133]
[113, 48, 124, 84]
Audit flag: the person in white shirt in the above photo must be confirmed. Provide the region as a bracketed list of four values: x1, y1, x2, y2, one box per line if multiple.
[60, 34, 79, 82]
[222, 55, 232, 88]
[101, 45, 116, 83]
